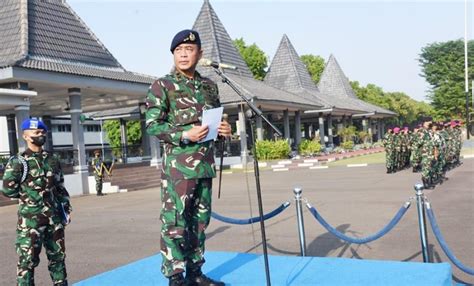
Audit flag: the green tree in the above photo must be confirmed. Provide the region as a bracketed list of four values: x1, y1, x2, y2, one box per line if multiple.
[234, 38, 268, 80]
[419, 39, 473, 120]
[103, 120, 142, 151]
[300, 54, 325, 84]
[351, 81, 434, 126]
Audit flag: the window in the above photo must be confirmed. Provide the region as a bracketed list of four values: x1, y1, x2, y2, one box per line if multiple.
[57, 124, 71, 132]
[85, 125, 101, 132]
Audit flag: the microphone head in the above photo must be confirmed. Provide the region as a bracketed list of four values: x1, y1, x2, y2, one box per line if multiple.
[198, 58, 213, 66]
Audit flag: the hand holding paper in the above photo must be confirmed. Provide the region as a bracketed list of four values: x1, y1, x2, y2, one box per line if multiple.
[198, 107, 224, 143]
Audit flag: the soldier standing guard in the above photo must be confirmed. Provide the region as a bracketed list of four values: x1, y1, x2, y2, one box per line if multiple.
[91, 150, 105, 196]
[145, 30, 231, 286]
[1, 118, 72, 286]
[383, 128, 395, 173]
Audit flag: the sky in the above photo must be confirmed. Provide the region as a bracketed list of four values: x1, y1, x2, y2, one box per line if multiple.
[68, 0, 473, 102]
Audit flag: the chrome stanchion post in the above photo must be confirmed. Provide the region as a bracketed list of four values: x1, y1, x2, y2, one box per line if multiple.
[414, 183, 430, 262]
[294, 187, 306, 256]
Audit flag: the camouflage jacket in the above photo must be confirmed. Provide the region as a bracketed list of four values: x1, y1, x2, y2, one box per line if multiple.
[382, 133, 394, 150]
[145, 71, 221, 179]
[1, 149, 71, 218]
[92, 157, 103, 176]
[420, 129, 435, 157]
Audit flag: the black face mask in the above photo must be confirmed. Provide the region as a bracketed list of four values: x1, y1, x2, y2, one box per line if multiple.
[30, 135, 46, 146]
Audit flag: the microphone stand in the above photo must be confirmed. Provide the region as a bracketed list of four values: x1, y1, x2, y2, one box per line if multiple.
[211, 67, 282, 286]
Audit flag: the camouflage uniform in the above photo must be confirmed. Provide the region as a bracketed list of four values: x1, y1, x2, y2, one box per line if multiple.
[453, 126, 462, 164]
[393, 133, 402, 171]
[419, 129, 436, 187]
[2, 149, 71, 286]
[91, 157, 104, 195]
[410, 130, 422, 172]
[382, 132, 395, 172]
[145, 71, 221, 277]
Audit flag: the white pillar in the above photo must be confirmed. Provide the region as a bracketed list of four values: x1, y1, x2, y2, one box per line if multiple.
[256, 115, 263, 141]
[238, 108, 248, 165]
[283, 110, 290, 140]
[362, 117, 368, 132]
[294, 110, 302, 147]
[318, 113, 325, 148]
[14, 105, 30, 152]
[69, 88, 90, 194]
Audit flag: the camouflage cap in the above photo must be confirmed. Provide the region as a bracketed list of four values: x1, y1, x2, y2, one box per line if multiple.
[170, 29, 201, 53]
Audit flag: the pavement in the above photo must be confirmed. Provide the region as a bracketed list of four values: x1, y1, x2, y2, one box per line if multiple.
[0, 158, 473, 285]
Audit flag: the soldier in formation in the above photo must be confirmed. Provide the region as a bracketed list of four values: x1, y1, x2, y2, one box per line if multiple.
[1, 118, 72, 286]
[383, 118, 463, 189]
[145, 29, 231, 286]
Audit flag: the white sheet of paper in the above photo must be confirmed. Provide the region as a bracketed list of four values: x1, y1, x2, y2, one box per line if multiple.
[199, 107, 224, 143]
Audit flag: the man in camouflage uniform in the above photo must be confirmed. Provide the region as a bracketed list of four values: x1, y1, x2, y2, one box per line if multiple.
[145, 29, 231, 286]
[401, 127, 411, 169]
[419, 119, 436, 189]
[410, 126, 422, 172]
[1, 118, 71, 286]
[91, 150, 105, 196]
[453, 121, 463, 165]
[392, 127, 402, 171]
[383, 128, 395, 173]
[436, 123, 450, 182]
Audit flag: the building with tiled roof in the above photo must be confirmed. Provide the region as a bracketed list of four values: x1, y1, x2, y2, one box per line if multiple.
[265, 34, 396, 145]
[0, 0, 158, 196]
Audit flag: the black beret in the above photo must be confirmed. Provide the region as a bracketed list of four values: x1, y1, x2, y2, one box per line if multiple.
[170, 29, 201, 53]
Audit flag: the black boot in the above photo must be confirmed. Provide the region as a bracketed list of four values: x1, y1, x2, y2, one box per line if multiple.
[53, 281, 68, 286]
[186, 268, 225, 286]
[169, 273, 186, 286]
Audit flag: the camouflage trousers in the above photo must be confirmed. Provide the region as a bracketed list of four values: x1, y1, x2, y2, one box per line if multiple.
[421, 154, 434, 180]
[160, 177, 213, 277]
[411, 150, 422, 168]
[16, 215, 67, 286]
[95, 174, 103, 195]
[385, 150, 395, 170]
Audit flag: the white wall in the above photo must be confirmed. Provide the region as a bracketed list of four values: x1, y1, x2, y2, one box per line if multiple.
[51, 126, 108, 147]
[0, 116, 10, 153]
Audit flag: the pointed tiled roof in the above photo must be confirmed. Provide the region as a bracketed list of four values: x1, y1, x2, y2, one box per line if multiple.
[192, 0, 253, 78]
[317, 55, 358, 99]
[264, 35, 366, 113]
[318, 55, 395, 115]
[191, 1, 321, 108]
[265, 34, 318, 92]
[0, 0, 154, 84]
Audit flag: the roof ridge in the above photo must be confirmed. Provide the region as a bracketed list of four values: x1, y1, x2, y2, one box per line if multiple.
[19, 0, 29, 62]
[283, 34, 305, 90]
[205, 1, 221, 62]
[24, 55, 126, 72]
[62, 1, 124, 69]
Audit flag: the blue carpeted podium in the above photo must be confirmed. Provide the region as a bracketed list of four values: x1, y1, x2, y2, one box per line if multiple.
[74, 251, 453, 286]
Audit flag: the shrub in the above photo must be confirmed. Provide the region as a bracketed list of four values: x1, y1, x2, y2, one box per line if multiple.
[358, 131, 371, 144]
[255, 139, 291, 160]
[298, 139, 322, 156]
[337, 126, 357, 142]
[341, 141, 354, 150]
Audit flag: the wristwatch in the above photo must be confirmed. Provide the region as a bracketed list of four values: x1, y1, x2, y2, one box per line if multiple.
[182, 131, 190, 144]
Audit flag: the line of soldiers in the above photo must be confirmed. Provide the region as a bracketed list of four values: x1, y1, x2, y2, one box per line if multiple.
[383, 119, 463, 189]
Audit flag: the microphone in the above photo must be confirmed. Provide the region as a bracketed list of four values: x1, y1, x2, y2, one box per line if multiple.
[199, 58, 238, 70]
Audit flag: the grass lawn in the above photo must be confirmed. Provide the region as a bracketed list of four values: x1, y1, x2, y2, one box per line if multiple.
[328, 152, 386, 166]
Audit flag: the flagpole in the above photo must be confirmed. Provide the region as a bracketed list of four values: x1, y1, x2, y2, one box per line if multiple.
[465, 0, 470, 139]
